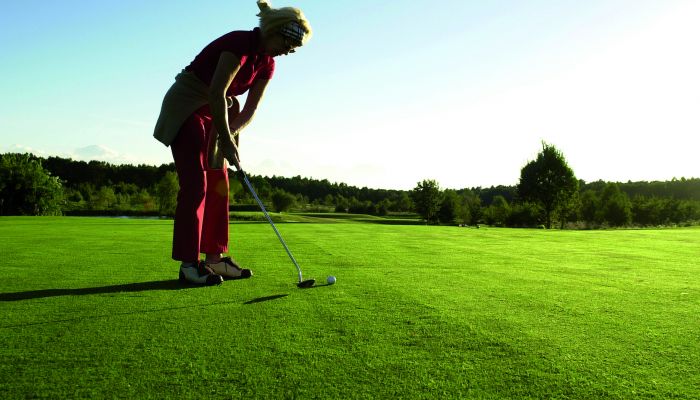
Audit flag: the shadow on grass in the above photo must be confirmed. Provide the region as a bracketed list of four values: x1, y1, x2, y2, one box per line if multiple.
[244, 294, 289, 304]
[291, 282, 334, 290]
[307, 283, 333, 289]
[0, 282, 244, 329]
[0, 280, 186, 302]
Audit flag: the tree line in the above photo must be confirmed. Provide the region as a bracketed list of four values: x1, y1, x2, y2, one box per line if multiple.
[0, 153, 413, 217]
[1, 151, 699, 228]
[410, 143, 700, 228]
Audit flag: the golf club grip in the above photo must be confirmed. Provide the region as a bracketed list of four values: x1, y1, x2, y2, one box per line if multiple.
[240, 171, 304, 282]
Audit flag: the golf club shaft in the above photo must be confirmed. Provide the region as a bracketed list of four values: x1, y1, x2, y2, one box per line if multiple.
[239, 170, 304, 282]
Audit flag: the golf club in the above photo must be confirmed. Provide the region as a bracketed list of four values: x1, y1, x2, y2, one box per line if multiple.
[230, 166, 315, 289]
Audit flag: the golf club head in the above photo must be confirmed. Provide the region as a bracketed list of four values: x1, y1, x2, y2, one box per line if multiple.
[297, 279, 316, 289]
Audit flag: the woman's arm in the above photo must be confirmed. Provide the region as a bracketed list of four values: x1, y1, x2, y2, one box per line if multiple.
[209, 51, 242, 166]
[223, 78, 270, 167]
[229, 78, 270, 138]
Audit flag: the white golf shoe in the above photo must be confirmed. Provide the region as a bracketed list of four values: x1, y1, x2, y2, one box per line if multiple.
[179, 262, 224, 286]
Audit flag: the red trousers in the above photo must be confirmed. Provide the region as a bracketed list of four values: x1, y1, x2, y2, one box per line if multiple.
[170, 106, 229, 262]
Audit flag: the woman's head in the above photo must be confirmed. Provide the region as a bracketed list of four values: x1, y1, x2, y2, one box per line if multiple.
[257, 0, 312, 56]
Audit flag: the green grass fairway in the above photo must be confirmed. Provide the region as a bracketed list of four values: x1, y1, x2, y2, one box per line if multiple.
[1, 217, 698, 399]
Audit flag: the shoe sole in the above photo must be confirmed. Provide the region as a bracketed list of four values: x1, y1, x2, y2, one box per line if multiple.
[205, 274, 224, 286]
[179, 270, 223, 286]
[221, 269, 253, 280]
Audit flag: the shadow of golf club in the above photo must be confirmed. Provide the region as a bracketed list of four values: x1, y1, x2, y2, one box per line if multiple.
[243, 294, 289, 304]
[0, 280, 187, 302]
[304, 283, 334, 289]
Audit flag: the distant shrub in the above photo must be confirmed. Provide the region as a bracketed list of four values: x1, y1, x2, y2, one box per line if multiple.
[0, 153, 64, 216]
[507, 202, 542, 228]
[272, 189, 296, 213]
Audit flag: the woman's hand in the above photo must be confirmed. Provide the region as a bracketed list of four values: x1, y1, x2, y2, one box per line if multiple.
[219, 136, 240, 171]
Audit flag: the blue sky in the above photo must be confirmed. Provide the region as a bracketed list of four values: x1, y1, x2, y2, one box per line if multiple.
[1, 1, 698, 190]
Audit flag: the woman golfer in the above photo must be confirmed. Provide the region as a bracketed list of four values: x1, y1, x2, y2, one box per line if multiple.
[153, 0, 312, 285]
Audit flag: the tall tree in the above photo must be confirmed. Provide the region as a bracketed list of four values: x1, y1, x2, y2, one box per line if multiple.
[411, 179, 443, 224]
[518, 142, 578, 228]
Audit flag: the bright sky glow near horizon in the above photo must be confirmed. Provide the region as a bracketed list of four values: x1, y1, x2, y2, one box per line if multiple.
[1, 1, 699, 190]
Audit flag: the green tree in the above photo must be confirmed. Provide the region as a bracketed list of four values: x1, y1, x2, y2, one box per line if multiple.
[411, 179, 443, 224]
[93, 187, 117, 210]
[349, 198, 374, 214]
[507, 202, 542, 227]
[484, 195, 511, 226]
[455, 195, 472, 226]
[229, 171, 248, 203]
[580, 189, 600, 227]
[677, 200, 700, 224]
[295, 193, 309, 209]
[64, 188, 85, 212]
[334, 195, 349, 213]
[271, 189, 296, 212]
[518, 142, 578, 228]
[156, 171, 179, 216]
[0, 153, 64, 215]
[375, 198, 391, 216]
[438, 189, 459, 224]
[600, 183, 632, 227]
[391, 192, 413, 212]
[458, 190, 482, 225]
[132, 189, 156, 212]
[631, 196, 665, 226]
[556, 190, 581, 229]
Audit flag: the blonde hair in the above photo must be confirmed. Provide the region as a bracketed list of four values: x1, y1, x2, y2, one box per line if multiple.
[256, 0, 312, 45]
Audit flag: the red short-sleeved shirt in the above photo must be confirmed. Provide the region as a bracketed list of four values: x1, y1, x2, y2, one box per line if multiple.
[185, 28, 275, 96]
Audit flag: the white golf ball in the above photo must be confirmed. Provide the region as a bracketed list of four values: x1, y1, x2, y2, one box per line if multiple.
[327, 276, 336, 285]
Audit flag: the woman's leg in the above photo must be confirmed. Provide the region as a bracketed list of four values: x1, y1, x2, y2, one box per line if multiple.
[199, 100, 251, 279]
[201, 101, 239, 263]
[202, 154, 252, 279]
[170, 112, 208, 263]
[200, 164, 229, 258]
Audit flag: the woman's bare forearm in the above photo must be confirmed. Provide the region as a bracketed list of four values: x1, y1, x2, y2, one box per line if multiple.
[229, 109, 256, 139]
[228, 78, 270, 141]
[208, 51, 242, 144]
